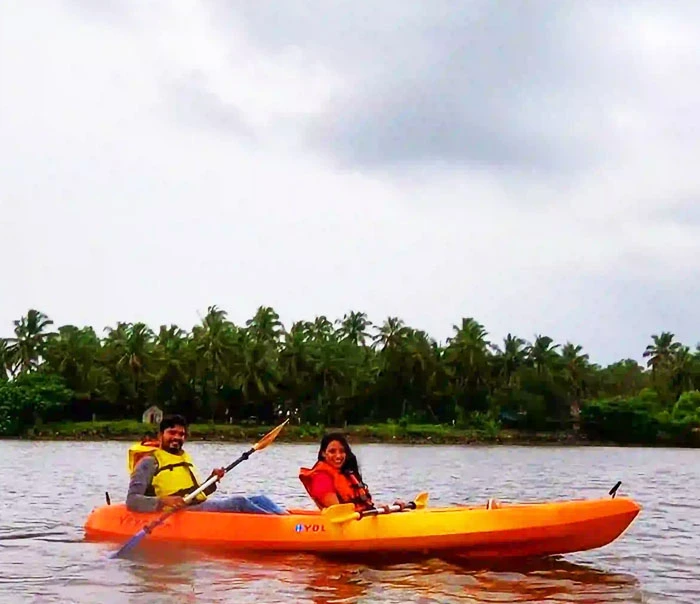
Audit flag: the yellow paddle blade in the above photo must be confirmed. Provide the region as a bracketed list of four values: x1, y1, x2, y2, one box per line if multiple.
[323, 502, 358, 524]
[252, 418, 290, 451]
[414, 492, 430, 508]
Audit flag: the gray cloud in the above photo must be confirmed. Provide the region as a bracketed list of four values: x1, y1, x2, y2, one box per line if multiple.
[307, 3, 602, 173]
[207, 1, 700, 175]
[566, 271, 700, 363]
[1, 1, 699, 366]
[168, 71, 254, 139]
[653, 198, 700, 227]
[62, 0, 134, 26]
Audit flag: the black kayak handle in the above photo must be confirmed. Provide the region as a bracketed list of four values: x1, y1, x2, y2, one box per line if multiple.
[609, 481, 621, 498]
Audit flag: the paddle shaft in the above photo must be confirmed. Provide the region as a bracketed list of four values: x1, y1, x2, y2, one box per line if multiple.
[223, 447, 254, 474]
[139, 420, 285, 520]
[326, 491, 429, 524]
[145, 447, 255, 523]
[360, 501, 418, 519]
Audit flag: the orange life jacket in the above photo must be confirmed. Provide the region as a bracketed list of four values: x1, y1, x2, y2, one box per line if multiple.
[299, 460, 374, 512]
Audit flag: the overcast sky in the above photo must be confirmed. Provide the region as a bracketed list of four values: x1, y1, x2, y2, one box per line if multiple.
[1, 0, 699, 366]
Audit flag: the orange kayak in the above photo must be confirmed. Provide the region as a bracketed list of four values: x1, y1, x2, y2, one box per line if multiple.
[84, 496, 640, 559]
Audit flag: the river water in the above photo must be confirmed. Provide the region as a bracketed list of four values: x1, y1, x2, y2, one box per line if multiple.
[0, 440, 697, 603]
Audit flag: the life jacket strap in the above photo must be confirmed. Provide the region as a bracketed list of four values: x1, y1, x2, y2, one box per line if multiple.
[153, 460, 194, 475]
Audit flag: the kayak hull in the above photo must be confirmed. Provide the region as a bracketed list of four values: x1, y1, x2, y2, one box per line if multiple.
[84, 496, 640, 559]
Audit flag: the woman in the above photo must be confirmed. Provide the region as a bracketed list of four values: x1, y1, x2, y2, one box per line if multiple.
[299, 432, 376, 511]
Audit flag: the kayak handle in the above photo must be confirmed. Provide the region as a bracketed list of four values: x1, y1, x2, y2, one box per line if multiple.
[609, 481, 621, 498]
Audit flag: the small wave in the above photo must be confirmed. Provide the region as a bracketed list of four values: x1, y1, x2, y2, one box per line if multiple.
[0, 531, 68, 541]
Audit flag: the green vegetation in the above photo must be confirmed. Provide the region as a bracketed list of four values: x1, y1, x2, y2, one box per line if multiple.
[25, 419, 507, 444]
[1, 307, 699, 446]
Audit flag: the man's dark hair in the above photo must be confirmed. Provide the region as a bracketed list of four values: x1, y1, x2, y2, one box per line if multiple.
[159, 414, 188, 433]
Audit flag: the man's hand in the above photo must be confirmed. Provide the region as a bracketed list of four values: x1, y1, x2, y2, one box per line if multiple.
[210, 467, 225, 480]
[159, 495, 185, 510]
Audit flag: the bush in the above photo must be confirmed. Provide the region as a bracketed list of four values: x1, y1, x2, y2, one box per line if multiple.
[488, 387, 548, 431]
[672, 391, 700, 421]
[654, 391, 700, 445]
[0, 373, 73, 436]
[580, 395, 660, 444]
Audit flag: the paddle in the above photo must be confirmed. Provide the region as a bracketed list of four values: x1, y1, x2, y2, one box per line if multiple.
[111, 418, 289, 558]
[323, 491, 430, 524]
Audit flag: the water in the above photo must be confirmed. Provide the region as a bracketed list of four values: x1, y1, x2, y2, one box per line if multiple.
[0, 440, 697, 603]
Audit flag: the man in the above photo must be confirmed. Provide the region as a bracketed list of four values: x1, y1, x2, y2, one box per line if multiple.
[126, 414, 286, 514]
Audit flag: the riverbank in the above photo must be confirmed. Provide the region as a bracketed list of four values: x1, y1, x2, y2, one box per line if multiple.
[12, 420, 607, 446]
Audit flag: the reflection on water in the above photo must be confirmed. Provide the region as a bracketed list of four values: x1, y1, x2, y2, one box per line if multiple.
[0, 441, 698, 603]
[68, 545, 643, 604]
[99, 547, 646, 604]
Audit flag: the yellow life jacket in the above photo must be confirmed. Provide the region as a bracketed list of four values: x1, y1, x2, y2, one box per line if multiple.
[127, 440, 207, 503]
[149, 449, 207, 502]
[127, 439, 160, 474]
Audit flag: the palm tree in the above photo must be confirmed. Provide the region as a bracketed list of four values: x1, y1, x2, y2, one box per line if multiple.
[230, 330, 281, 421]
[643, 332, 681, 375]
[0, 339, 12, 381]
[336, 311, 372, 346]
[246, 306, 284, 346]
[5, 309, 55, 375]
[278, 322, 314, 404]
[372, 317, 409, 351]
[42, 325, 103, 397]
[491, 334, 528, 388]
[152, 325, 193, 410]
[308, 316, 336, 342]
[449, 318, 489, 346]
[560, 342, 591, 420]
[399, 329, 440, 418]
[192, 306, 237, 413]
[102, 321, 155, 411]
[669, 346, 696, 396]
[444, 318, 492, 413]
[445, 318, 491, 377]
[528, 335, 561, 376]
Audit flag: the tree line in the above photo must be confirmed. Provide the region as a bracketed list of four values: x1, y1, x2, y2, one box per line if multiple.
[1, 307, 699, 444]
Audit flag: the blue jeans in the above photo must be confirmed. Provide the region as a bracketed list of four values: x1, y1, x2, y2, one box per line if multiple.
[190, 494, 287, 515]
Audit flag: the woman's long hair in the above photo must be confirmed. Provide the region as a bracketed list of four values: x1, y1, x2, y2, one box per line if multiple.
[317, 432, 364, 482]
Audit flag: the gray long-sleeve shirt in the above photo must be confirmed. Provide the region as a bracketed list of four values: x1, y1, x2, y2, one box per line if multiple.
[126, 455, 217, 513]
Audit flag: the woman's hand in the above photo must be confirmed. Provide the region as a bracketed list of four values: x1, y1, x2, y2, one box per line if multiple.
[392, 499, 407, 510]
